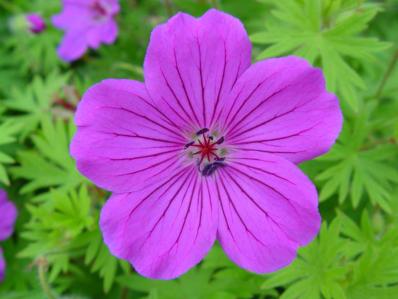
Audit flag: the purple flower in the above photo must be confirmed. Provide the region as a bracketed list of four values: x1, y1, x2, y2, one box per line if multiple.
[52, 0, 120, 62]
[0, 249, 4, 282]
[26, 13, 46, 34]
[0, 190, 17, 282]
[71, 10, 342, 279]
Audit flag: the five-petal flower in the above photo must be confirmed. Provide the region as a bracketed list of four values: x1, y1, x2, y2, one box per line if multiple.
[71, 9, 343, 279]
[52, 0, 120, 62]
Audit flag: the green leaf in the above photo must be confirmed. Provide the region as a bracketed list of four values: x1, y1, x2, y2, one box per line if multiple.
[11, 117, 84, 201]
[3, 72, 70, 138]
[262, 219, 348, 299]
[19, 186, 95, 283]
[251, 1, 390, 111]
[316, 112, 398, 212]
[0, 120, 21, 184]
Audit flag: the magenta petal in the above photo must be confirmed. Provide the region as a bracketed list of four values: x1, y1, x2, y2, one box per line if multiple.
[100, 169, 218, 279]
[144, 9, 251, 129]
[86, 19, 118, 48]
[219, 56, 342, 163]
[100, 19, 118, 44]
[57, 31, 89, 62]
[0, 190, 17, 242]
[70, 79, 187, 193]
[52, 4, 94, 30]
[216, 151, 321, 273]
[0, 248, 4, 282]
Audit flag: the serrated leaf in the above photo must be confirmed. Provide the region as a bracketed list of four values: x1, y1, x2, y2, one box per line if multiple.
[251, 1, 390, 111]
[11, 118, 84, 201]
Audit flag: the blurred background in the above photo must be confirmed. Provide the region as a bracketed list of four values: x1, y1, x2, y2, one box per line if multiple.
[0, 0, 397, 298]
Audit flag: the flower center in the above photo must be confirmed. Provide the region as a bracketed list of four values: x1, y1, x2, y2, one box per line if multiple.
[184, 128, 226, 176]
[92, 1, 110, 18]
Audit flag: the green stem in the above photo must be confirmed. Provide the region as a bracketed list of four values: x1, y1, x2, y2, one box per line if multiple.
[38, 260, 56, 299]
[120, 287, 129, 299]
[129, 0, 138, 7]
[209, 0, 220, 9]
[0, 0, 19, 12]
[374, 48, 398, 99]
[163, 0, 173, 17]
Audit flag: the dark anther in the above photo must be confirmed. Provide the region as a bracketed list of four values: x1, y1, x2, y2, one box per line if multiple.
[201, 160, 225, 176]
[184, 141, 195, 149]
[208, 136, 214, 140]
[214, 157, 225, 162]
[196, 128, 209, 135]
[215, 136, 224, 145]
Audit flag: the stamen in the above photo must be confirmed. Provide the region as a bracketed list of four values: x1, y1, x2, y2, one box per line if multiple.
[184, 141, 195, 149]
[215, 136, 224, 145]
[201, 160, 225, 176]
[196, 128, 209, 135]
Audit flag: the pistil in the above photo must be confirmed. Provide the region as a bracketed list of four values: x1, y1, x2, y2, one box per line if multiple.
[184, 128, 226, 175]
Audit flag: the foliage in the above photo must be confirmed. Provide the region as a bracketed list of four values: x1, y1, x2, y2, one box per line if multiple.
[0, 0, 397, 299]
[316, 105, 398, 212]
[251, 0, 391, 111]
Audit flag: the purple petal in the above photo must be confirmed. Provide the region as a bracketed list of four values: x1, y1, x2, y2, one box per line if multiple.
[216, 151, 321, 273]
[219, 56, 342, 163]
[100, 168, 218, 279]
[0, 190, 17, 242]
[144, 9, 251, 129]
[70, 79, 187, 193]
[57, 31, 89, 62]
[52, 3, 94, 30]
[86, 19, 118, 48]
[0, 248, 4, 282]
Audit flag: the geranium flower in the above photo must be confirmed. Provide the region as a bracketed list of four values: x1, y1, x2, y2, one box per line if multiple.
[0, 190, 17, 282]
[71, 9, 342, 279]
[52, 0, 120, 62]
[26, 13, 46, 34]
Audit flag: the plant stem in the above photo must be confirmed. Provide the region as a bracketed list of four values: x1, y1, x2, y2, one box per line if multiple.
[120, 287, 129, 299]
[0, 0, 19, 12]
[38, 259, 56, 299]
[163, 0, 173, 17]
[129, 0, 138, 7]
[209, 0, 220, 9]
[375, 48, 398, 99]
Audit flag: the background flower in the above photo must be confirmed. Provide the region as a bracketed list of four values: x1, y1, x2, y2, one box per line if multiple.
[0, 190, 17, 282]
[52, 0, 120, 62]
[26, 13, 46, 34]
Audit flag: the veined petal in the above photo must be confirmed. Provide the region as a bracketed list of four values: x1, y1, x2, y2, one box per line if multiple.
[216, 151, 321, 273]
[100, 168, 218, 279]
[144, 9, 251, 129]
[0, 190, 17, 242]
[71, 79, 187, 193]
[219, 56, 342, 163]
